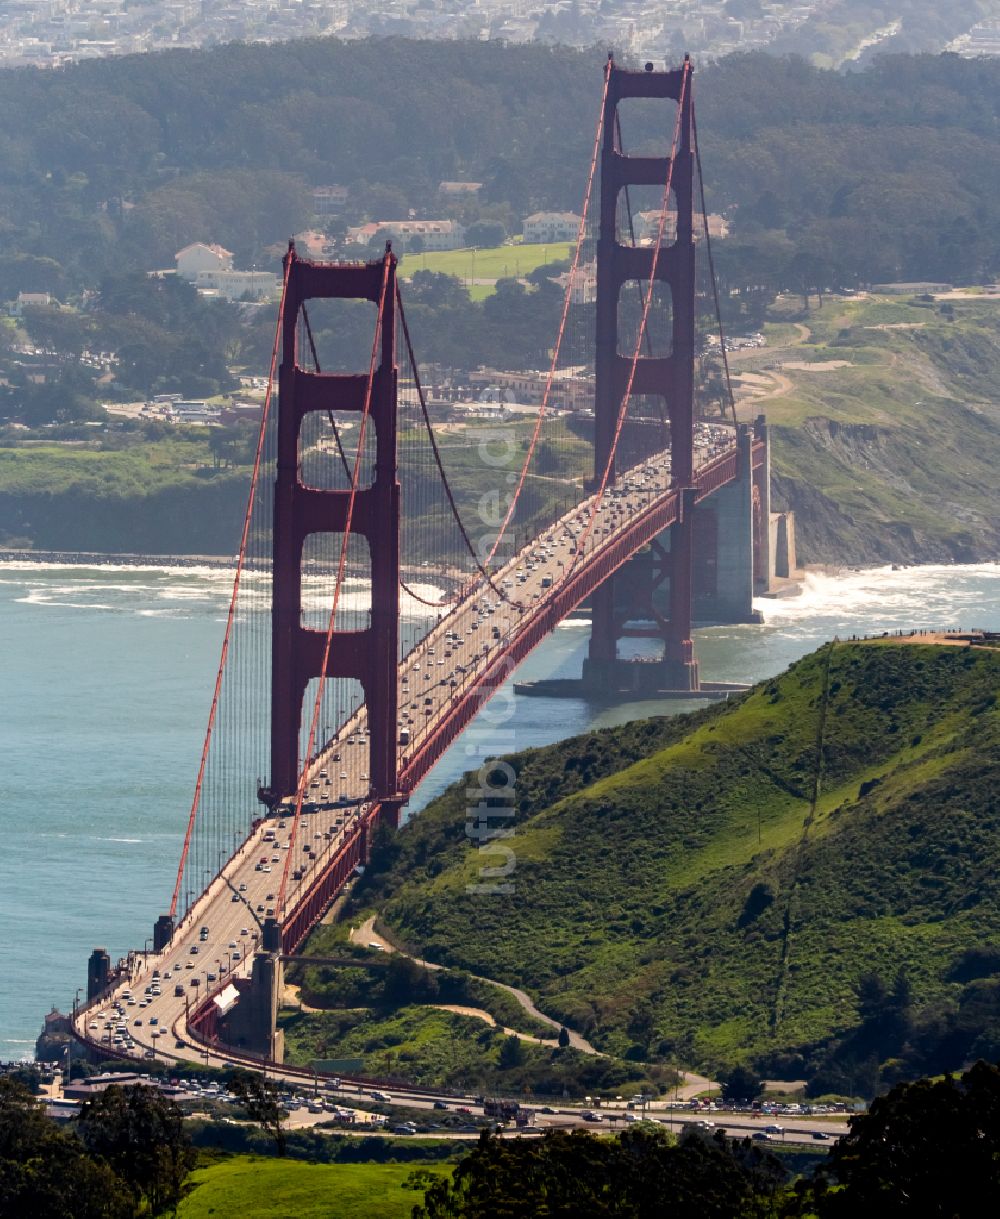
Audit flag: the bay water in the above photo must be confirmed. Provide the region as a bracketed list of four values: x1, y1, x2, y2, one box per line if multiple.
[2, 560, 998, 1059]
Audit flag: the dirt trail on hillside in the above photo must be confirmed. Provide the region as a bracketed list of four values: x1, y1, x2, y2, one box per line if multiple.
[349, 916, 599, 1054]
[347, 918, 719, 1093]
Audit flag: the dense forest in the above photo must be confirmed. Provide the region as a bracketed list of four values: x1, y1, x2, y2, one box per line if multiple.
[1, 42, 1000, 299]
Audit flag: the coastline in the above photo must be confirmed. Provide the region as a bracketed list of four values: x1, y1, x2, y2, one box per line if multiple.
[0, 547, 238, 570]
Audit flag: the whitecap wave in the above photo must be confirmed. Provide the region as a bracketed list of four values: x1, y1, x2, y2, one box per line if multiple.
[754, 564, 1000, 629]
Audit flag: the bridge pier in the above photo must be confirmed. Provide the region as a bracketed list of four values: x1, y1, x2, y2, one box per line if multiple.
[216, 950, 285, 1063]
[692, 422, 765, 626]
[152, 914, 174, 953]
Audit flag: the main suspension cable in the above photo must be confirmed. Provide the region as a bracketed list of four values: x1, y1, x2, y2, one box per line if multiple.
[483, 56, 612, 569]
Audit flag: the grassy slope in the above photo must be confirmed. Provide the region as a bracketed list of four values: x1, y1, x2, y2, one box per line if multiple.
[747, 293, 1000, 563]
[0, 414, 590, 555]
[178, 1157, 444, 1219]
[5, 293, 999, 562]
[0, 434, 250, 552]
[348, 642, 1000, 1071]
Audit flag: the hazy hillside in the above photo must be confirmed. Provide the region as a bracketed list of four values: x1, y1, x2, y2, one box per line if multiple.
[2, 44, 1000, 291]
[347, 641, 1000, 1093]
[735, 292, 1000, 565]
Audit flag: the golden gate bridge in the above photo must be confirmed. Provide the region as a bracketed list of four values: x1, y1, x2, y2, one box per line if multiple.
[74, 56, 779, 1066]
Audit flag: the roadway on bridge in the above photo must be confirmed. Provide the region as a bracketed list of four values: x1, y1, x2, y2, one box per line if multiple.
[73, 424, 735, 1083]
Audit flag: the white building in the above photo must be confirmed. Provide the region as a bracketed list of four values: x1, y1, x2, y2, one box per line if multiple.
[522, 212, 582, 243]
[194, 269, 279, 302]
[346, 219, 466, 252]
[311, 185, 349, 215]
[176, 243, 234, 281]
[632, 211, 729, 244]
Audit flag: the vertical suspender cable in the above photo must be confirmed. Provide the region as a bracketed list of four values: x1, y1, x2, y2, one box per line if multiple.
[169, 256, 293, 920]
[692, 93, 739, 430]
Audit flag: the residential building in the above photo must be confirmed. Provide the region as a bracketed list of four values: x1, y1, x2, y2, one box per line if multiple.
[468, 365, 593, 413]
[311, 185, 349, 215]
[346, 219, 466, 251]
[522, 211, 582, 243]
[438, 180, 483, 197]
[9, 291, 55, 316]
[632, 210, 729, 243]
[194, 268, 279, 302]
[551, 259, 596, 304]
[176, 243, 233, 281]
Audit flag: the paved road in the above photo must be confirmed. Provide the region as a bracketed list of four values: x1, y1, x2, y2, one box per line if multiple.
[72, 424, 737, 1083]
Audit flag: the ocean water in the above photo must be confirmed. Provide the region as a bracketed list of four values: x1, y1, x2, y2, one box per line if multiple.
[2, 560, 998, 1059]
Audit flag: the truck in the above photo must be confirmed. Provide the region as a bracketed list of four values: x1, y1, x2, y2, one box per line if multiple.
[483, 1098, 533, 1127]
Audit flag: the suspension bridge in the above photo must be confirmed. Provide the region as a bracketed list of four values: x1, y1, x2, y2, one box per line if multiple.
[72, 57, 789, 1067]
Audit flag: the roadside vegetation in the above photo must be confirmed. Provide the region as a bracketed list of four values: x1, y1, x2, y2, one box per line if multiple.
[414, 1061, 1000, 1217]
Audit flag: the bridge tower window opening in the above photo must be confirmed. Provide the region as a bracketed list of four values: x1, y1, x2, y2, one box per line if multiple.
[616, 278, 673, 359]
[299, 409, 376, 492]
[300, 532, 372, 634]
[614, 95, 681, 161]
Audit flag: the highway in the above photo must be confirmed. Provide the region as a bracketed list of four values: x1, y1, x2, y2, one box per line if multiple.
[72, 424, 740, 1092]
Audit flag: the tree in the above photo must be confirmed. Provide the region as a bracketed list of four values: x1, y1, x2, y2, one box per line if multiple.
[0, 1078, 132, 1219]
[807, 1060, 1000, 1217]
[413, 1127, 787, 1218]
[856, 971, 888, 1023]
[228, 1070, 287, 1156]
[558, 1026, 571, 1049]
[466, 220, 507, 248]
[78, 1084, 195, 1216]
[719, 1064, 765, 1104]
[498, 1035, 525, 1070]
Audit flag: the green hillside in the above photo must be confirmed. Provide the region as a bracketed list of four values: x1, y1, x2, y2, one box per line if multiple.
[342, 641, 1000, 1094]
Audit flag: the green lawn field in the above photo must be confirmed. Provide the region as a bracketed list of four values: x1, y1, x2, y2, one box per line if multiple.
[179, 1156, 449, 1219]
[399, 241, 573, 293]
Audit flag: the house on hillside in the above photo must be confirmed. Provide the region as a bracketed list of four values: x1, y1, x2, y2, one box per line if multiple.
[438, 181, 483, 197]
[311, 185, 349, 215]
[176, 243, 234, 281]
[194, 268, 279, 302]
[8, 291, 56, 316]
[632, 210, 729, 243]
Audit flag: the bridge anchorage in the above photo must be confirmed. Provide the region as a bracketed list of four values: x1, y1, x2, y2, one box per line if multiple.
[73, 55, 794, 1070]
